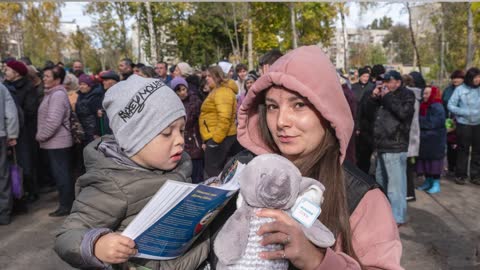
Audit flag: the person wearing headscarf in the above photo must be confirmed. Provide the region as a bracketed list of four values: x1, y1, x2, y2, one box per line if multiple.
[415, 86, 446, 194]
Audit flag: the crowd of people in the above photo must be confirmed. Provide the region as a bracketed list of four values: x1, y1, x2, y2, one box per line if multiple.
[0, 45, 478, 269]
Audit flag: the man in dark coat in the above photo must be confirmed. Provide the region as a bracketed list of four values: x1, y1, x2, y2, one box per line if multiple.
[351, 67, 375, 103]
[367, 70, 415, 225]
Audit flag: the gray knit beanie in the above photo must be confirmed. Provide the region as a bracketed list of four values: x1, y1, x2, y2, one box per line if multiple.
[103, 74, 186, 157]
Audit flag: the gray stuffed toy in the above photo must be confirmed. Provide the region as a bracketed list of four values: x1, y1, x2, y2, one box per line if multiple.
[214, 154, 335, 270]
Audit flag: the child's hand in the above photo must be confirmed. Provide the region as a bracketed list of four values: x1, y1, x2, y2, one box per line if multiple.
[94, 233, 137, 264]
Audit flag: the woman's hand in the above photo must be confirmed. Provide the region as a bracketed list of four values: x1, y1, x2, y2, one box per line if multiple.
[257, 209, 325, 270]
[94, 233, 137, 264]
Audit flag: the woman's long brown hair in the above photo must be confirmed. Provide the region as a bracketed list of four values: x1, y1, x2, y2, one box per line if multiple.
[257, 88, 362, 265]
[207, 66, 228, 88]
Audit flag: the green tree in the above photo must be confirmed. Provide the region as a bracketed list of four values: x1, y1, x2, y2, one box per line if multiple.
[22, 2, 65, 67]
[368, 16, 393, 29]
[383, 24, 414, 65]
[350, 43, 387, 67]
[68, 26, 101, 73]
[0, 3, 23, 59]
[85, 2, 134, 69]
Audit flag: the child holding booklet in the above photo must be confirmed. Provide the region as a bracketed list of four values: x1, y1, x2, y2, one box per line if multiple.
[54, 75, 210, 270]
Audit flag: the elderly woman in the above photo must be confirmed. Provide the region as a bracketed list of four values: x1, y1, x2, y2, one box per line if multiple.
[76, 74, 104, 145]
[36, 66, 73, 217]
[416, 86, 446, 194]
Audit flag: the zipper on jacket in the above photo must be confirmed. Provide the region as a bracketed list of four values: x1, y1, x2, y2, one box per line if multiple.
[193, 133, 201, 149]
[203, 120, 210, 133]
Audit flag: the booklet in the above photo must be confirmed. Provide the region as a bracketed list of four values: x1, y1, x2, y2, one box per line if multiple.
[122, 161, 245, 260]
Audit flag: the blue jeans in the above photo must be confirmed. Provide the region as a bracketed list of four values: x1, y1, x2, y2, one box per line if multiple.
[376, 152, 408, 224]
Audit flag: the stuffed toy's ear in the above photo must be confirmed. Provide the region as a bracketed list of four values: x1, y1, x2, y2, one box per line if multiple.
[214, 206, 252, 265]
[302, 219, 336, 248]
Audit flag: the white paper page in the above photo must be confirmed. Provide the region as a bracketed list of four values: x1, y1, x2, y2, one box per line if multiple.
[122, 180, 196, 239]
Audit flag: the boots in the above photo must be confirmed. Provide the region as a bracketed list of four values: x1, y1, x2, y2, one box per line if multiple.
[417, 177, 432, 191]
[426, 179, 440, 194]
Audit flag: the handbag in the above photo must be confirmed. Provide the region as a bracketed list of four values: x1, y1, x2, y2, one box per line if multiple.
[10, 148, 24, 199]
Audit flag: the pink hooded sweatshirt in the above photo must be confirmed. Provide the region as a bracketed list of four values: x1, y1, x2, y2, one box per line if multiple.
[237, 46, 403, 270]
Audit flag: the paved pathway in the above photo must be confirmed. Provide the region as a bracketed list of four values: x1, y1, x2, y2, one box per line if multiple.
[0, 176, 479, 269]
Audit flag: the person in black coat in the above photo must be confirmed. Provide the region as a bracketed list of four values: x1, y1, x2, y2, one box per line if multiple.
[367, 70, 415, 225]
[416, 86, 446, 194]
[353, 68, 376, 174]
[351, 67, 375, 103]
[76, 74, 104, 146]
[4, 60, 39, 202]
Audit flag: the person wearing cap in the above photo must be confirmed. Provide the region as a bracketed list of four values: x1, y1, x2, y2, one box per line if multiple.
[441, 70, 464, 176]
[367, 70, 415, 226]
[447, 67, 480, 185]
[171, 76, 204, 183]
[354, 68, 377, 175]
[174, 62, 194, 78]
[55, 74, 209, 270]
[371, 64, 386, 83]
[4, 60, 40, 203]
[218, 61, 233, 79]
[351, 67, 374, 103]
[99, 70, 120, 91]
[96, 71, 119, 137]
[212, 46, 402, 269]
[76, 74, 104, 145]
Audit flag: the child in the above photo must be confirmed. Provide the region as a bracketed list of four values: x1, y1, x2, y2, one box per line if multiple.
[171, 77, 204, 183]
[54, 75, 209, 270]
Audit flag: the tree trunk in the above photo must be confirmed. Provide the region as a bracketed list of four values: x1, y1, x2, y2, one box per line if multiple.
[248, 16, 254, 71]
[406, 3, 422, 73]
[136, 9, 141, 62]
[145, 2, 157, 64]
[340, 7, 348, 72]
[289, 3, 298, 49]
[231, 3, 241, 64]
[466, 2, 474, 69]
[115, 3, 129, 57]
[223, 14, 236, 61]
[440, 7, 446, 85]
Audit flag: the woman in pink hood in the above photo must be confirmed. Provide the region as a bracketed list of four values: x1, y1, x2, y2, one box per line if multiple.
[226, 46, 403, 269]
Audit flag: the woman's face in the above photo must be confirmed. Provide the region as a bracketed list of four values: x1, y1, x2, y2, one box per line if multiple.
[42, 70, 60, 89]
[175, 85, 188, 100]
[245, 79, 254, 92]
[423, 87, 432, 102]
[473, 75, 480, 86]
[265, 86, 325, 163]
[4, 66, 19, 81]
[206, 71, 216, 89]
[452, 78, 464, 86]
[79, 82, 92, 94]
